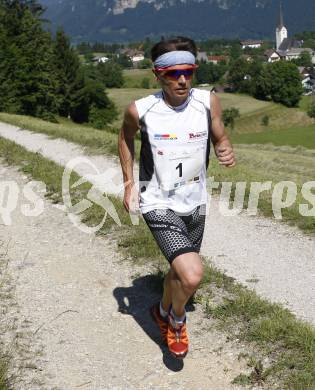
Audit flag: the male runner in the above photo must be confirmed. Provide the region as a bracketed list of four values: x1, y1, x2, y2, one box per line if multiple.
[118, 36, 235, 359]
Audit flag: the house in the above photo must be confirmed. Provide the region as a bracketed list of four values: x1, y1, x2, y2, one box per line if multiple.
[264, 49, 281, 63]
[240, 40, 263, 49]
[298, 67, 314, 95]
[131, 52, 145, 63]
[241, 54, 253, 62]
[208, 55, 228, 64]
[92, 55, 109, 63]
[278, 38, 303, 52]
[197, 52, 209, 62]
[283, 48, 314, 62]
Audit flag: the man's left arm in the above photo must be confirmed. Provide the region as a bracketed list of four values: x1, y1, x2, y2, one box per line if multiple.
[210, 92, 236, 168]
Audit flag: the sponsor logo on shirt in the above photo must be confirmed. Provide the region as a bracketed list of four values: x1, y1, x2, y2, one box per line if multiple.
[189, 131, 207, 140]
[154, 134, 177, 140]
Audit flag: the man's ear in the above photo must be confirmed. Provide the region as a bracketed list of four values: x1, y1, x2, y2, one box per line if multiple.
[152, 68, 159, 81]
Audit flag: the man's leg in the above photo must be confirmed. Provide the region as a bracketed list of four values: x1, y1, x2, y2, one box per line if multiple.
[164, 252, 203, 358]
[160, 268, 174, 313]
[161, 251, 203, 314]
[169, 252, 203, 316]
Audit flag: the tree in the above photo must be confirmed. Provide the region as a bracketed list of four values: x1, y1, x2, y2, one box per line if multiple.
[116, 54, 133, 69]
[261, 115, 270, 126]
[292, 51, 313, 68]
[228, 58, 263, 94]
[138, 58, 152, 69]
[69, 70, 117, 128]
[0, 0, 118, 127]
[222, 108, 240, 131]
[97, 61, 124, 88]
[255, 62, 303, 107]
[52, 28, 80, 117]
[227, 58, 251, 92]
[0, 0, 57, 118]
[195, 62, 227, 84]
[141, 77, 150, 89]
[307, 100, 315, 118]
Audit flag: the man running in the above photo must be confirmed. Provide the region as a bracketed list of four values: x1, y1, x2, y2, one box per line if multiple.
[118, 36, 235, 359]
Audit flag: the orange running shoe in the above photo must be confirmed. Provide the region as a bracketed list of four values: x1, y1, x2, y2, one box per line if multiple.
[167, 316, 189, 359]
[150, 303, 169, 344]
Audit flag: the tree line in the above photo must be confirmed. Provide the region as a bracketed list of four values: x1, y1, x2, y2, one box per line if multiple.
[195, 56, 307, 107]
[0, 0, 118, 128]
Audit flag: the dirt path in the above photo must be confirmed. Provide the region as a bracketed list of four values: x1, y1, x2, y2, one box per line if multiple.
[0, 122, 314, 325]
[0, 163, 249, 389]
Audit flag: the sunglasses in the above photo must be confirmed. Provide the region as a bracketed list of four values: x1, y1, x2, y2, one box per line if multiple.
[159, 68, 195, 80]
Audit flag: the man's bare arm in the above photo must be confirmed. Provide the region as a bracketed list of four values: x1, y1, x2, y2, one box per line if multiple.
[210, 92, 236, 168]
[118, 102, 139, 211]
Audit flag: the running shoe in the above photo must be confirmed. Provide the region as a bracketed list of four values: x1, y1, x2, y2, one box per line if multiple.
[150, 303, 169, 344]
[167, 316, 189, 359]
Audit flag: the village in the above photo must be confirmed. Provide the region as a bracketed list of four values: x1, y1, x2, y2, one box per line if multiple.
[88, 4, 315, 95]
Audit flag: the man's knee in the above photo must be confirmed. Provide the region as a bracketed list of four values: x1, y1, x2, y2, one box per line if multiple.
[182, 268, 203, 292]
[172, 252, 204, 292]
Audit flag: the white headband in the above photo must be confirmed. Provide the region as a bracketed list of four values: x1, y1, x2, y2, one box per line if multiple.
[154, 50, 196, 69]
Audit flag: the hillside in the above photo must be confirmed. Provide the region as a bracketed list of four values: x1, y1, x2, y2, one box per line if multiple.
[40, 0, 315, 43]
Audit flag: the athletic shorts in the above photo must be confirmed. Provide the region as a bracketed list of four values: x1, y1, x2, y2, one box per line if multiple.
[142, 204, 206, 264]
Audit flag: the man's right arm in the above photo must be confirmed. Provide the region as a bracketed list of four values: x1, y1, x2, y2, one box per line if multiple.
[118, 102, 139, 212]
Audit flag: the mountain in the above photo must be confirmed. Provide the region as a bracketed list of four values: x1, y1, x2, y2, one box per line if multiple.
[40, 0, 315, 43]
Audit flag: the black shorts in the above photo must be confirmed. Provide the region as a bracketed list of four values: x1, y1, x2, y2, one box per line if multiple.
[142, 204, 206, 264]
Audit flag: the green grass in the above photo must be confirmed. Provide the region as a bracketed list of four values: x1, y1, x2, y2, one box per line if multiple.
[201, 268, 315, 389]
[231, 124, 315, 149]
[299, 96, 313, 113]
[107, 87, 158, 127]
[209, 144, 315, 233]
[123, 68, 158, 88]
[0, 135, 314, 389]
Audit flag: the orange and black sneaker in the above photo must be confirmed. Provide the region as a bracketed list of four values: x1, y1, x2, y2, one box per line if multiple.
[167, 316, 189, 359]
[150, 303, 169, 344]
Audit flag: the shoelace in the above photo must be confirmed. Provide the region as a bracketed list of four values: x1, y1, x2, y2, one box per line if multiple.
[169, 322, 184, 343]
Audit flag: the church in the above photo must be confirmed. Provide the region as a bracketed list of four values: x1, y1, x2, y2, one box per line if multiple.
[265, 2, 315, 64]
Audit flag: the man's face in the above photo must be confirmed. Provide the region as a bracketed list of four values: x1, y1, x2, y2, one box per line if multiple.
[154, 64, 196, 101]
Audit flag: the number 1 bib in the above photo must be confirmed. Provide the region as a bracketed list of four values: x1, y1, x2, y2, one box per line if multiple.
[155, 146, 204, 191]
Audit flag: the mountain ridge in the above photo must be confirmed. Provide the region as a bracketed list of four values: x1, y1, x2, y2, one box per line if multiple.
[40, 0, 315, 43]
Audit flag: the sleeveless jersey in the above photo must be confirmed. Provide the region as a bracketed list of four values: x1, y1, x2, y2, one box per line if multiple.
[135, 88, 212, 215]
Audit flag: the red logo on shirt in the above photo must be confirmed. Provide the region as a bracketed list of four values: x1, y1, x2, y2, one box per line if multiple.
[189, 131, 207, 139]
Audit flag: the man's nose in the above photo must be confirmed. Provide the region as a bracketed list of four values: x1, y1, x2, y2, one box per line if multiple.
[178, 75, 187, 84]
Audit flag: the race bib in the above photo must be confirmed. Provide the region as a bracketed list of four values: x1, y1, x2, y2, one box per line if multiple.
[155, 146, 204, 191]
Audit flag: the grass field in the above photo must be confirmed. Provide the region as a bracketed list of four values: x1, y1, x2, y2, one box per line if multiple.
[108, 86, 315, 134]
[123, 68, 158, 88]
[299, 95, 314, 112]
[232, 124, 315, 149]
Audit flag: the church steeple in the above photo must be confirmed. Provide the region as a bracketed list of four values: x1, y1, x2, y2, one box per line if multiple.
[276, 1, 287, 50]
[278, 2, 284, 28]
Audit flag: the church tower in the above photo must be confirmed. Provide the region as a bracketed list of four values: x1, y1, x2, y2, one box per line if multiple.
[276, 2, 287, 49]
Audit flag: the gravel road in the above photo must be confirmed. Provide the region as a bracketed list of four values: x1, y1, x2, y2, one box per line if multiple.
[0, 163, 249, 389]
[0, 122, 314, 327]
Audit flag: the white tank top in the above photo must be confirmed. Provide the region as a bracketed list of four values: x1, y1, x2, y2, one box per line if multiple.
[135, 88, 212, 215]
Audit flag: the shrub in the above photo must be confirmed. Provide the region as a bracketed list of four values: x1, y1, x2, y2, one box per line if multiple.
[88, 104, 118, 129]
[307, 101, 315, 118]
[261, 115, 269, 126]
[222, 107, 240, 131]
[141, 78, 150, 89]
